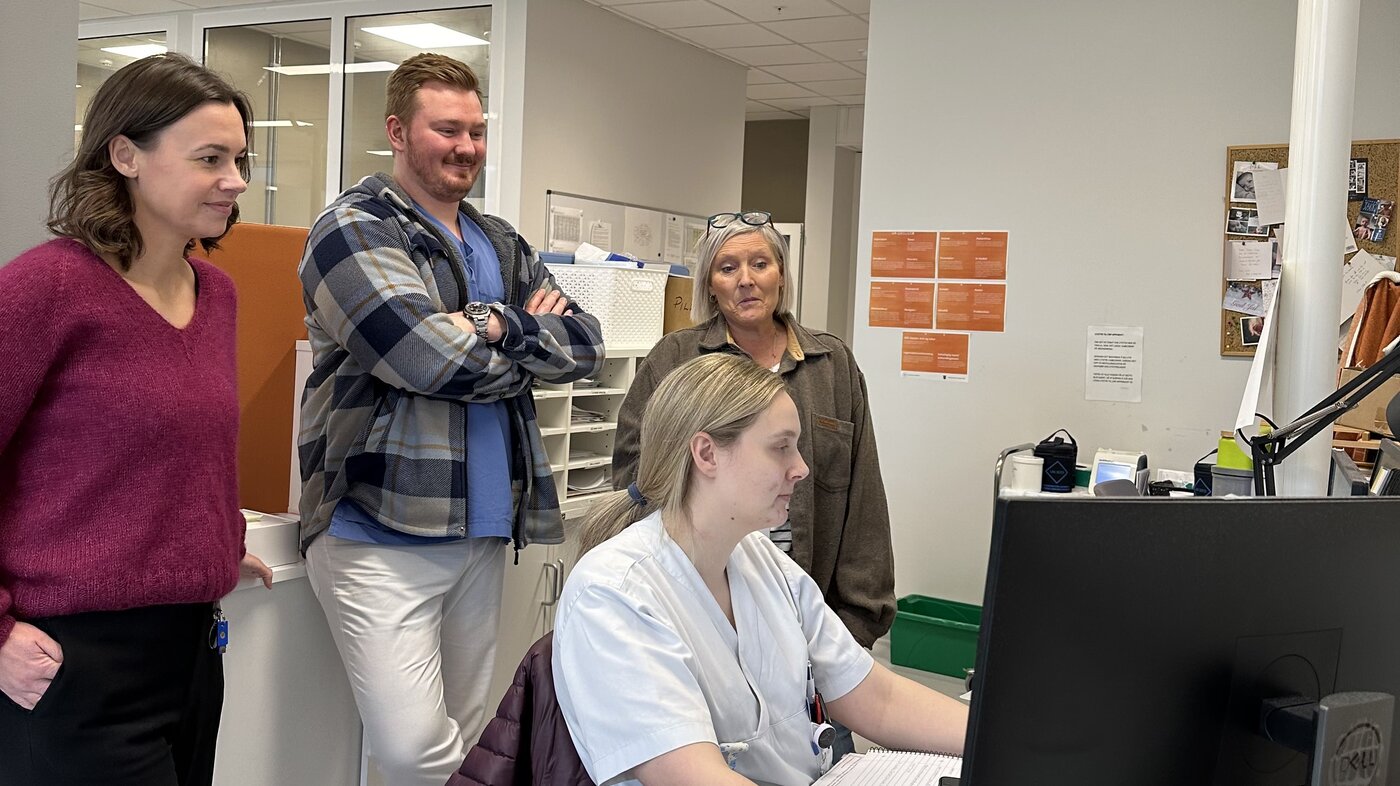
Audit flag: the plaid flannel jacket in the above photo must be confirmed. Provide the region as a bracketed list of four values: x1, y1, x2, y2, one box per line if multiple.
[297, 173, 604, 553]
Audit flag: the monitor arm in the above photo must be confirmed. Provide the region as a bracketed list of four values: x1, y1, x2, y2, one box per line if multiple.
[1250, 338, 1400, 495]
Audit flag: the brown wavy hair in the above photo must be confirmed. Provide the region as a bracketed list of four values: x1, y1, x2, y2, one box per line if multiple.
[385, 53, 481, 125]
[48, 53, 253, 270]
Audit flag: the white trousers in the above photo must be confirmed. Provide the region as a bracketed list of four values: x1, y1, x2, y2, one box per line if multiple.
[306, 534, 506, 786]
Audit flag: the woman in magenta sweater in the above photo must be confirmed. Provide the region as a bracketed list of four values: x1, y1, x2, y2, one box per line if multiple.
[0, 53, 271, 785]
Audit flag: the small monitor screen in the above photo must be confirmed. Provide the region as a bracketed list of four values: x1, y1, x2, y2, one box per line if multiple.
[1092, 461, 1134, 486]
[1370, 439, 1400, 496]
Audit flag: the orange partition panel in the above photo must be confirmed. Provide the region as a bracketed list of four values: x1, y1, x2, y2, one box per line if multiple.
[204, 223, 309, 513]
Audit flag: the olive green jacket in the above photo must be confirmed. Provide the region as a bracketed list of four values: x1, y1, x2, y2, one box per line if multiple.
[612, 315, 896, 647]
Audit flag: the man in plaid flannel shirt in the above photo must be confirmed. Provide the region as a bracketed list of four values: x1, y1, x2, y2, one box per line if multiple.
[296, 54, 604, 786]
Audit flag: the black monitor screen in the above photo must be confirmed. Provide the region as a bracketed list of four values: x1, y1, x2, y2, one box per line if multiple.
[964, 497, 1400, 786]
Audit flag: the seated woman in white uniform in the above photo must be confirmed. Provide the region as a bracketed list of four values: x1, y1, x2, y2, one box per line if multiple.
[553, 353, 968, 786]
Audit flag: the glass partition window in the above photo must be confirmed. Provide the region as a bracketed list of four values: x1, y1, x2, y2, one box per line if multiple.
[205, 20, 332, 228]
[342, 7, 491, 208]
[77, 34, 167, 148]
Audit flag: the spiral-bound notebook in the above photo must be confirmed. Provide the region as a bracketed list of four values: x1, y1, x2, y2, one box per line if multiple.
[813, 748, 962, 785]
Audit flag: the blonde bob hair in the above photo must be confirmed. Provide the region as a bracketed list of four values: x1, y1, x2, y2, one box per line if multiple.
[690, 221, 792, 325]
[575, 353, 787, 558]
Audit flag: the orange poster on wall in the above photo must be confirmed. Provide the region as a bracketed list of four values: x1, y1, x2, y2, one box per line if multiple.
[936, 283, 1006, 332]
[871, 231, 937, 278]
[869, 282, 935, 329]
[937, 231, 1008, 280]
[901, 332, 969, 380]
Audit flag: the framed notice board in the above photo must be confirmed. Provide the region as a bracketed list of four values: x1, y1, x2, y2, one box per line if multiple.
[1220, 140, 1400, 357]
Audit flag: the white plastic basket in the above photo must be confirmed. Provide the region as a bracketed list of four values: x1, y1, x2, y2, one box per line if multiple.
[546, 263, 668, 351]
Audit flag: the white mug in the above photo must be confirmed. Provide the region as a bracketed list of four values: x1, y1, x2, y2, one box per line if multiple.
[1007, 454, 1044, 493]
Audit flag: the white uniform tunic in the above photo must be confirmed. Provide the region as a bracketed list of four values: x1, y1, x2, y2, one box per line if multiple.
[553, 511, 873, 786]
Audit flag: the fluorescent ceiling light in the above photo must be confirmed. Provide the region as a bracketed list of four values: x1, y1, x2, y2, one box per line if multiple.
[101, 44, 167, 58]
[366, 150, 394, 157]
[263, 61, 397, 76]
[251, 120, 293, 128]
[361, 24, 487, 48]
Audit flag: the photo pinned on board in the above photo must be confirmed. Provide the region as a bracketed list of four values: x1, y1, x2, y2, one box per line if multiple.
[1239, 316, 1264, 347]
[1227, 207, 1268, 237]
[1231, 161, 1278, 204]
[1349, 158, 1368, 202]
[1355, 198, 1394, 244]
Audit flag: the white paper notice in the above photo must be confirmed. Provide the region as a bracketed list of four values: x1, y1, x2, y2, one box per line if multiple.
[1254, 167, 1287, 226]
[623, 207, 661, 261]
[588, 220, 612, 251]
[1085, 326, 1144, 403]
[1227, 240, 1273, 280]
[663, 214, 684, 264]
[548, 206, 583, 253]
[683, 218, 706, 268]
[1340, 250, 1391, 324]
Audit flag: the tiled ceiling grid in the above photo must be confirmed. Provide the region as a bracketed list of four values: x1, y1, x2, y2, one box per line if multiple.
[582, 0, 868, 120]
[79, 0, 869, 120]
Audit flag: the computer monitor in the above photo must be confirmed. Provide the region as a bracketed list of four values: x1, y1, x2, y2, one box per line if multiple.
[963, 497, 1400, 786]
[1371, 439, 1400, 496]
[1330, 448, 1370, 497]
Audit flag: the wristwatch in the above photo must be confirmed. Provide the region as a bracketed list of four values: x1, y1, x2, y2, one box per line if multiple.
[464, 301, 491, 341]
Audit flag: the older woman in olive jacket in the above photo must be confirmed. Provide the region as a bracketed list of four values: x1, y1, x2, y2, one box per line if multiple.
[612, 212, 895, 653]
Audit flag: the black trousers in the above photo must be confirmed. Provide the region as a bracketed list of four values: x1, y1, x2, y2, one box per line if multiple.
[0, 603, 224, 786]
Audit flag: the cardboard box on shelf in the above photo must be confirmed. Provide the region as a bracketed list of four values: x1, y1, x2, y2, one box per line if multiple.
[663, 275, 693, 335]
[1336, 366, 1400, 438]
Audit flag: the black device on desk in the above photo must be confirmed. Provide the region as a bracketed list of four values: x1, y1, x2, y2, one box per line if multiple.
[1371, 439, 1400, 496]
[1329, 449, 1370, 497]
[961, 497, 1400, 786]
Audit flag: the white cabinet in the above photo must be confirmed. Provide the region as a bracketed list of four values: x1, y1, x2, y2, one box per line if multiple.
[485, 348, 647, 732]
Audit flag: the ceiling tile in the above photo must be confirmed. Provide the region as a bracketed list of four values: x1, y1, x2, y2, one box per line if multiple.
[709, 0, 846, 22]
[761, 15, 867, 43]
[804, 78, 865, 96]
[671, 23, 786, 48]
[588, 0, 682, 5]
[747, 99, 778, 112]
[747, 68, 783, 85]
[764, 95, 837, 111]
[830, 0, 869, 12]
[747, 82, 815, 100]
[612, 0, 745, 28]
[842, 60, 866, 74]
[79, 0, 188, 13]
[762, 61, 862, 81]
[747, 110, 804, 121]
[717, 43, 825, 66]
[79, 2, 124, 20]
[806, 39, 866, 61]
[828, 96, 865, 106]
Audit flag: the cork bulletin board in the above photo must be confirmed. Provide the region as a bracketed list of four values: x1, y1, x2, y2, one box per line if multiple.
[1220, 139, 1400, 356]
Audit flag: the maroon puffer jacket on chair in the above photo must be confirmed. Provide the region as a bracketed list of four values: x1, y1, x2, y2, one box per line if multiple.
[446, 631, 596, 786]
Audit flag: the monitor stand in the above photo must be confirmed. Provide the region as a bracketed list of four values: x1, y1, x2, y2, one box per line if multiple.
[1260, 692, 1393, 785]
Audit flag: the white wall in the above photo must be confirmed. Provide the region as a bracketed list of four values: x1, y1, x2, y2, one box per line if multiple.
[0, 1, 77, 263]
[517, 0, 745, 243]
[855, 0, 1400, 605]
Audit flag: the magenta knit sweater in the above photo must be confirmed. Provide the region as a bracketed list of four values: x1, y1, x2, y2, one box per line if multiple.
[0, 238, 244, 649]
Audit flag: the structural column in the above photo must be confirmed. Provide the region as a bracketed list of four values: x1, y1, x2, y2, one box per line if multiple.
[1275, 0, 1361, 495]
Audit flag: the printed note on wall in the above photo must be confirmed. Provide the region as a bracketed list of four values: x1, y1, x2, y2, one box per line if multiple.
[901, 332, 969, 381]
[869, 282, 935, 329]
[937, 231, 1008, 280]
[935, 283, 1006, 332]
[871, 231, 937, 278]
